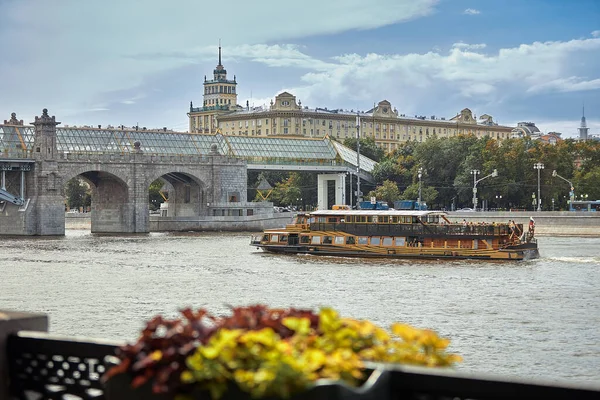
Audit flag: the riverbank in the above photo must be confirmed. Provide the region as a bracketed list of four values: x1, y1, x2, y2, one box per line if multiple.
[447, 211, 599, 236]
[65, 211, 599, 236]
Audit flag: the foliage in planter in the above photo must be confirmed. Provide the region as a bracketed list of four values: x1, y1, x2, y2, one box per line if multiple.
[104, 305, 461, 399]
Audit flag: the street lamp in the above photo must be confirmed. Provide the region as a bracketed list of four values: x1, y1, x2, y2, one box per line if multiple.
[495, 194, 502, 210]
[534, 162, 544, 212]
[552, 170, 575, 208]
[355, 114, 361, 207]
[552, 198, 555, 211]
[471, 169, 480, 209]
[417, 167, 423, 209]
[472, 169, 498, 211]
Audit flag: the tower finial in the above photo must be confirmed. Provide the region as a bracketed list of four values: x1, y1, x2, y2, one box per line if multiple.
[218, 39, 222, 66]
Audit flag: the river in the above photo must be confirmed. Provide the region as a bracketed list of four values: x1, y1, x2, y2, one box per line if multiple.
[1, 231, 599, 384]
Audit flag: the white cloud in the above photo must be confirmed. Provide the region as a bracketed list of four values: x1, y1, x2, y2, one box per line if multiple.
[232, 38, 600, 120]
[452, 42, 487, 50]
[463, 8, 481, 15]
[0, 0, 438, 120]
[527, 77, 600, 93]
[592, 30, 600, 38]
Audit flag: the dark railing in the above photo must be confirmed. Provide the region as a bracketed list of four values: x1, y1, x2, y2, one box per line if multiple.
[311, 223, 520, 239]
[7, 331, 122, 400]
[6, 331, 600, 400]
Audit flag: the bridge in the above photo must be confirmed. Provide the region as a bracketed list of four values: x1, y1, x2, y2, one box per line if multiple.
[0, 110, 376, 235]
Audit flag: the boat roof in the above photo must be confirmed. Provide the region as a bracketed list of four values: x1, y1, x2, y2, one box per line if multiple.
[307, 210, 447, 217]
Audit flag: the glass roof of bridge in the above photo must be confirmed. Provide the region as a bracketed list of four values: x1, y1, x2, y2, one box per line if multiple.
[0, 125, 376, 172]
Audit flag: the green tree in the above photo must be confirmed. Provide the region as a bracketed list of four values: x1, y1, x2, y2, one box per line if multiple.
[269, 172, 303, 208]
[401, 183, 438, 207]
[149, 179, 165, 211]
[65, 177, 88, 210]
[367, 180, 401, 205]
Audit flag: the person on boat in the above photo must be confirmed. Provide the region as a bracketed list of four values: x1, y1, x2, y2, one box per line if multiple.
[528, 217, 535, 240]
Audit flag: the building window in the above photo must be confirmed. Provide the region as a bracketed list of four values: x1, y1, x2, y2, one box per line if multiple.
[282, 100, 290, 106]
[284, 128, 288, 134]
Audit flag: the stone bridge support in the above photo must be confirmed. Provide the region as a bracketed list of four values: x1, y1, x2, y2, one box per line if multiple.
[317, 173, 346, 210]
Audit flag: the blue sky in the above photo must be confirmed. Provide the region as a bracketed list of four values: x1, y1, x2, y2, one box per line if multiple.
[1, 0, 599, 137]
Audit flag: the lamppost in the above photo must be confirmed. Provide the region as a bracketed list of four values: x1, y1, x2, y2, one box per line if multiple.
[355, 114, 361, 207]
[534, 162, 544, 212]
[417, 167, 423, 209]
[348, 172, 352, 208]
[471, 169, 479, 209]
[472, 169, 498, 210]
[552, 170, 574, 207]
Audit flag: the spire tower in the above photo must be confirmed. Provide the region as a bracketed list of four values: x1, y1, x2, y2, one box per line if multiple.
[218, 38, 222, 67]
[579, 103, 589, 141]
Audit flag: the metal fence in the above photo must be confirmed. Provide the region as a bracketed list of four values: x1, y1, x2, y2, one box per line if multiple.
[6, 331, 600, 400]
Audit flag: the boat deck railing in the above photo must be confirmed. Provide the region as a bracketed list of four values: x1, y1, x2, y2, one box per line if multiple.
[5, 330, 600, 400]
[310, 222, 523, 238]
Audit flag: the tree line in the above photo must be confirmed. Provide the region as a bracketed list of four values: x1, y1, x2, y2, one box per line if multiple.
[250, 135, 600, 211]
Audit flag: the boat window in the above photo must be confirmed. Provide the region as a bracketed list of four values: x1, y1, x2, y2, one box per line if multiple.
[300, 235, 310, 244]
[382, 237, 393, 246]
[309, 217, 315, 224]
[270, 234, 279, 243]
[391, 216, 399, 223]
[366, 216, 373, 223]
[346, 216, 354, 223]
[318, 217, 327, 223]
[334, 236, 345, 245]
[412, 216, 419, 224]
[370, 237, 381, 245]
[426, 215, 439, 223]
[372, 216, 378, 223]
[346, 236, 356, 244]
[358, 236, 368, 245]
[327, 217, 337, 223]
[395, 237, 406, 247]
[323, 236, 333, 244]
[280, 235, 288, 242]
[402, 216, 410, 224]
[262, 234, 269, 241]
[381, 216, 389, 223]
[311, 236, 321, 244]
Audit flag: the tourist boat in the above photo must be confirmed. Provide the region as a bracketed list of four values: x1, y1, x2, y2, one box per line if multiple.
[250, 209, 539, 261]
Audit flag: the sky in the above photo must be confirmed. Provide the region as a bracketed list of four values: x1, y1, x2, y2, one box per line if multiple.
[1, 0, 599, 137]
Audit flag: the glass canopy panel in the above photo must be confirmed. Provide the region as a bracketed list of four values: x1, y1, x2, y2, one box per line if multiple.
[53, 128, 230, 155]
[2, 125, 376, 176]
[226, 136, 337, 160]
[0, 125, 35, 158]
[332, 141, 376, 172]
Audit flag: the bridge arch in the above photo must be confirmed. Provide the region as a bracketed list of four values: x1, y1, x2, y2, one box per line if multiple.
[145, 169, 209, 218]
[60, 165, 135, 233]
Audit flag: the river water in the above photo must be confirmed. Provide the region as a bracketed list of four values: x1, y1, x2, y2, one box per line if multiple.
[1, 230, 599, 384]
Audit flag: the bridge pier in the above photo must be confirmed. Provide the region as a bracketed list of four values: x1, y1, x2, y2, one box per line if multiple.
[317, 173, 346, 210]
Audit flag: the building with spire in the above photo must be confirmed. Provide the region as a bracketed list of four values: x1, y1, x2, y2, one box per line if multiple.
[578, 106, 589, 141]
[188, 42, 238, 133]
[186, 45, 515, 153]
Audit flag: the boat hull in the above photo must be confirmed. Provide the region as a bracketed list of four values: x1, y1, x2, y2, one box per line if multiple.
[251, 241, 540, 261]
